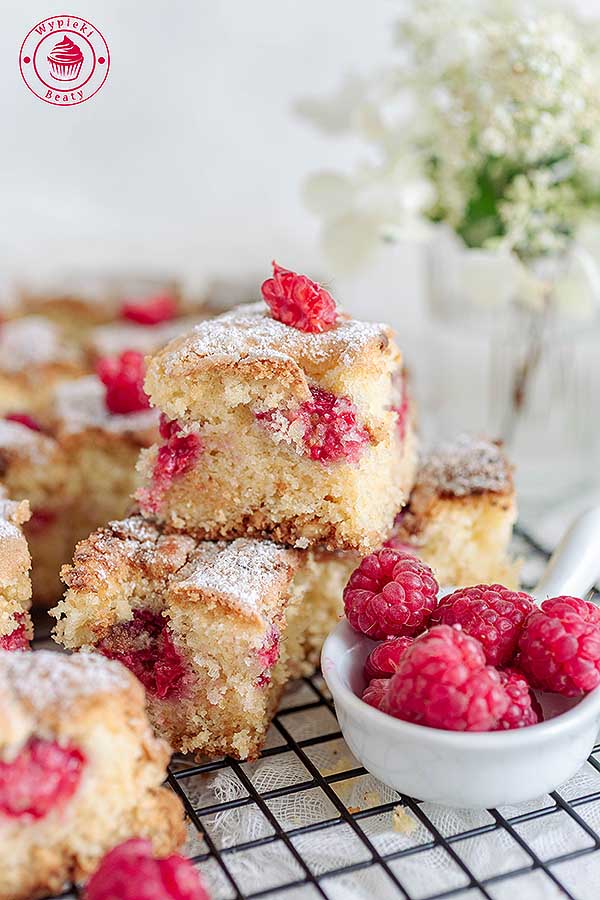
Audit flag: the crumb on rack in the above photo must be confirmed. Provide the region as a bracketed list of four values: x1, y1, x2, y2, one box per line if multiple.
[392, 804, 417, 833]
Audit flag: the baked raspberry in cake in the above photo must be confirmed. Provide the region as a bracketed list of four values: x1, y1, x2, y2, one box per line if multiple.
[0, 490, 33, 650]
[0, 316, 85, 416]
[0, 419, 75, 606]
[138, 286, 417, 552]
[391, 435, 520, 587]
[0, 650, 185, 900]
[53, 515, 353, 759]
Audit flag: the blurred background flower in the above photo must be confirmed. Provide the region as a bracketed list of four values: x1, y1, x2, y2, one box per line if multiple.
[300, 0, 600, 274]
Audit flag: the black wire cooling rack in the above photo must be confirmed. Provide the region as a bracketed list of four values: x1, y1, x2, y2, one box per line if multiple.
[41, 527, 600, 900]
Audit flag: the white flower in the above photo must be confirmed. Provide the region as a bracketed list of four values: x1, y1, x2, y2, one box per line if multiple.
[299, 0, 600, 267]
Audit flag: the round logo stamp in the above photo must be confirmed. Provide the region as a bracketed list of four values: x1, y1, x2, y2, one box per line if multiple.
[19, 15, 110, 106]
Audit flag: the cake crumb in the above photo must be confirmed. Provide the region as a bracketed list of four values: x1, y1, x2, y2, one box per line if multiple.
[392, 805, 417, 833]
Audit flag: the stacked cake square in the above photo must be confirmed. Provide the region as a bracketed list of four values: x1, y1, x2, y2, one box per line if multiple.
[53, 264, 419, 759]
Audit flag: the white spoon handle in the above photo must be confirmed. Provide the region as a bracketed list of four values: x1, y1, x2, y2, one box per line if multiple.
[532, 506, 600, 604]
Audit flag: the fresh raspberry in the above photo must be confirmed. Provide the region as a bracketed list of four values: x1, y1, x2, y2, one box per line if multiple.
[256, 385, 370, 464]
[387, 625, 509, 731]
[97, 350, 151, 415]
[97, 610, 188, 700]
[344, 549, 439, 639]
[261, 261, 338, 333]
[496, 669, 541, 730]
[518, 596, 600, 696]
[256, 627, 280, 687]
[138, 417, 203, 515]
[0, 738, 85, 819]
[4, 413, 43, 432]
[0, 613, 30, 651]
[362, 678, 389, 711]
[364, 636, 414, 680]
[430, 584, 535, 667]
[85, 838, 210, 900]
[121, 293, 178, 325]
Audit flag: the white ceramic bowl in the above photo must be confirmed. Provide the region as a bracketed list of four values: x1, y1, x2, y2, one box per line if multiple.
[322, 507, 600, 809]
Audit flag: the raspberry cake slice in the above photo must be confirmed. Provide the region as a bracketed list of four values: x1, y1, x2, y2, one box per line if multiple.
[138, 277, 417, 552]
[0, 316, 85, 416]
[0, 650, 185, 900]
[49, 370, 159, 543]
[53, 515, 353, 760]
[0, 491, 33, 650]
[0, 418, 75, 606]
[392, 435, 520, 587]
[1, 359, 158, 608]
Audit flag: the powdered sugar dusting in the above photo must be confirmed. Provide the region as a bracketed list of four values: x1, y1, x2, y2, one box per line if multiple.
[0, 420, 56, 464]
[0, 649, 132, 714]
[158, 302, 390, 374]
[178, 538, 298, 614]
[0, 316, 78, 372]
[0, 494, 29, 545]
[419, 435, 512, 497]
[0, 517, 21, 545]
[112, 514, 163, 546]
[76, 516, 298, 618]
[53, 375, 159, 436]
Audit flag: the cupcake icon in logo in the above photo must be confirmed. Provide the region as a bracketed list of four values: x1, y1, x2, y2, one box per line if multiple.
[47, 35, 84, 81]
[20, 14, 110, 106]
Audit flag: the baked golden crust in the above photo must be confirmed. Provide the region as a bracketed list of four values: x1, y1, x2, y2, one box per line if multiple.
[408, 434, 511, 508]
[0, 651, 185, 900]
[59, 515, 302, 627]
[146, 302, 397, 408]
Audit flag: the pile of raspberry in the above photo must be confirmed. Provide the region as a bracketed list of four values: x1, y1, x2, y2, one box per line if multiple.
[344, 548, 600, 731]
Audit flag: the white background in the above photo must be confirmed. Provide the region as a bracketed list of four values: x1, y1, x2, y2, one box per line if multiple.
[0, 1, 402, 301]
[2, 1, 597, 315]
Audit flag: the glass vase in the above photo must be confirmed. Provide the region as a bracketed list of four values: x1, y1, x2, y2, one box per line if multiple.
[422, 227, 600, 512]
